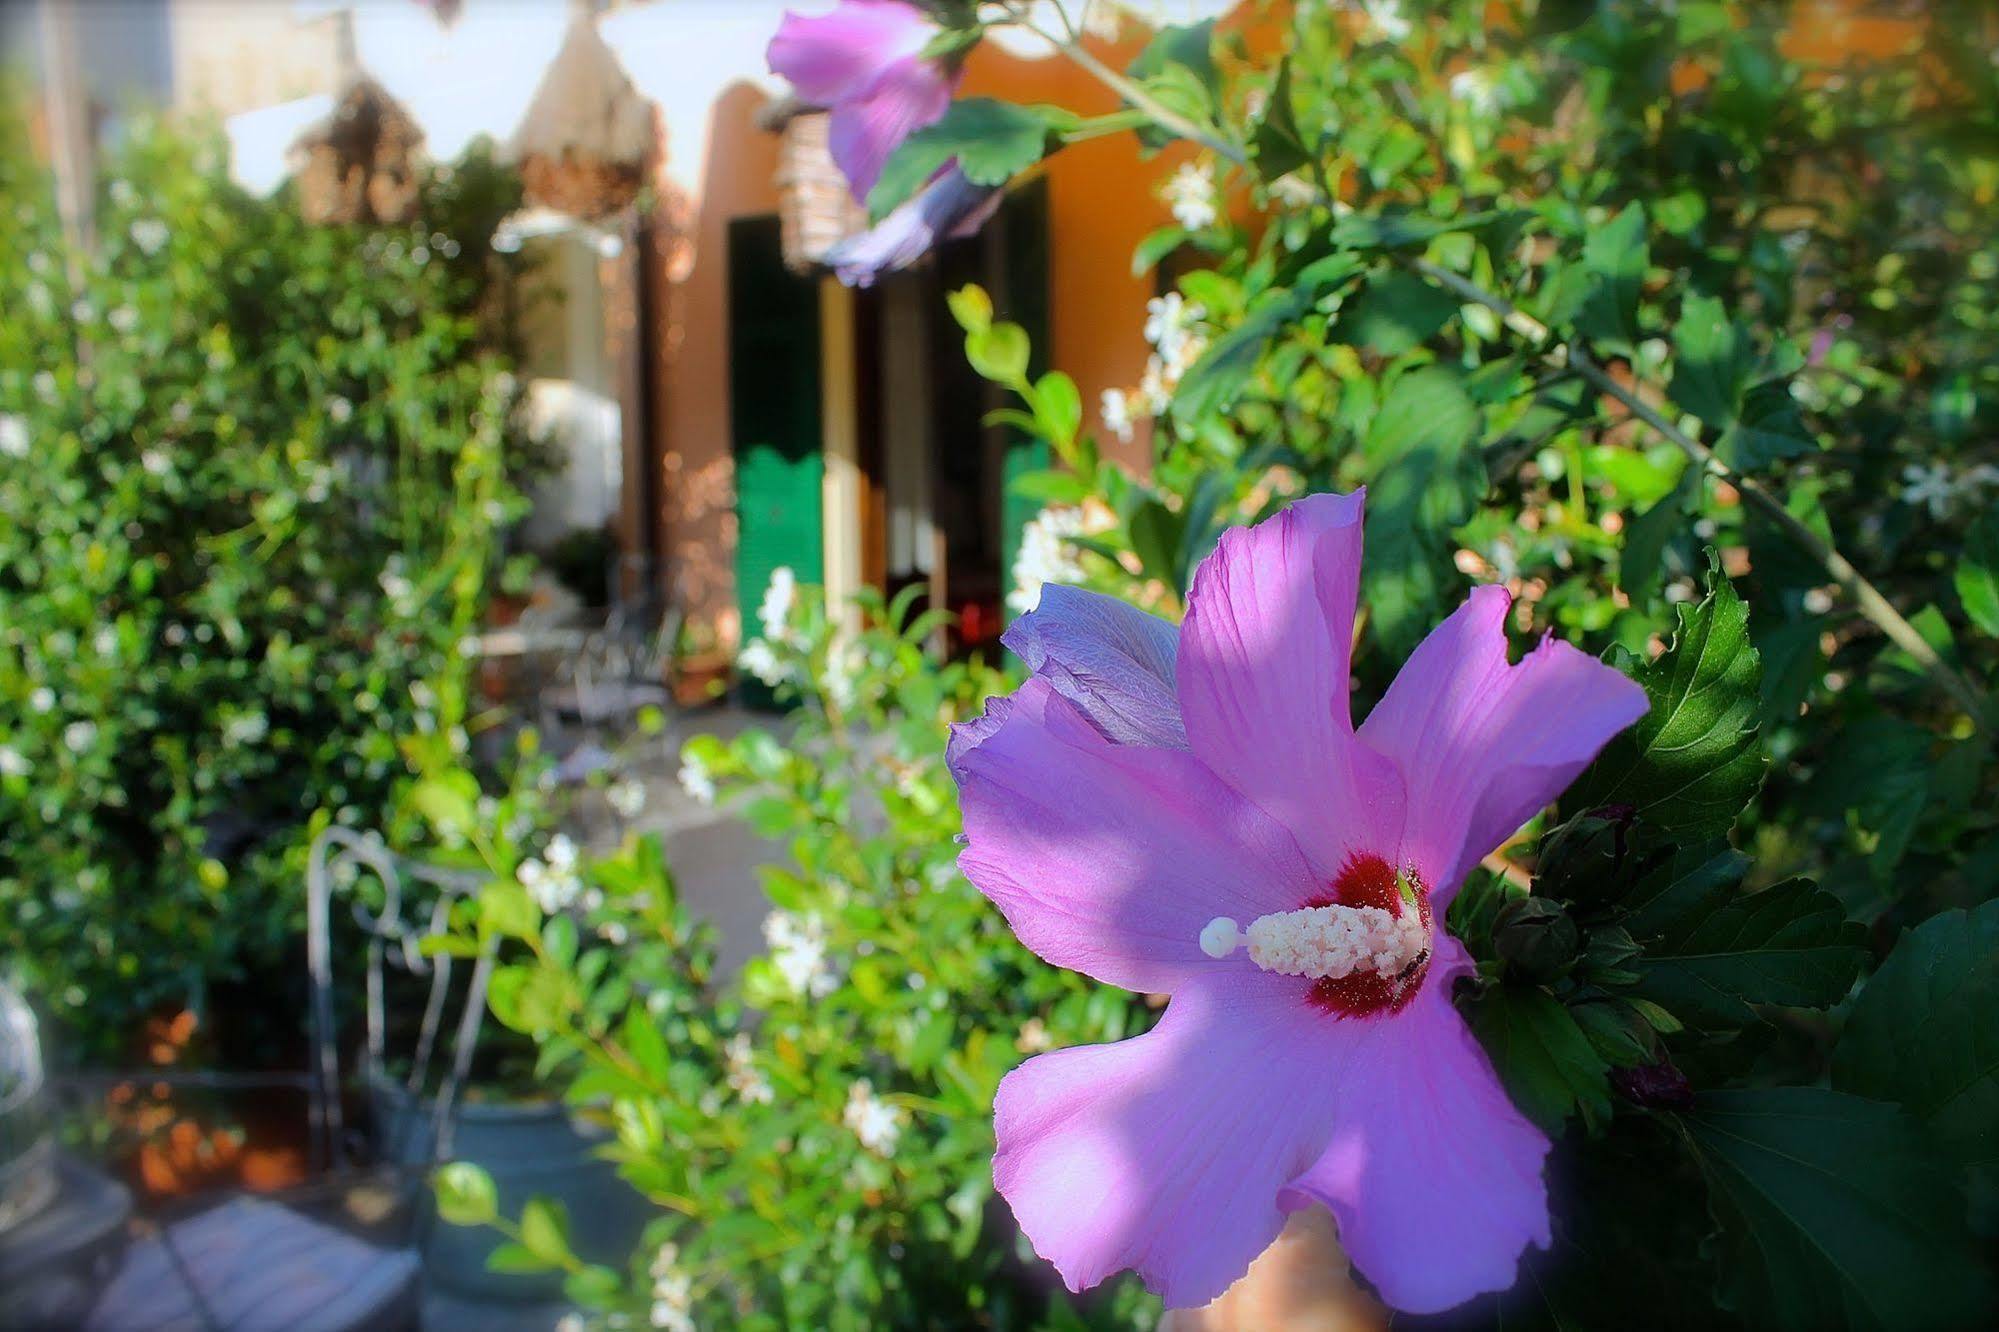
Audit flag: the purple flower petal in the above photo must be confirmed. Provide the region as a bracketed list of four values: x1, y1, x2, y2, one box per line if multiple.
[1177, 491, 1404, 879]
[1358, 585, 1648, 902]
[1279, 939, 1552, 1315]
[951, 678, 1317, 993]
[825, 166, 1001, 287]
[1003, 584, 1186, 749]
[766, 1, 936, 105]
[995, 972, 1351, 1310]
[827, 53, 957, 200]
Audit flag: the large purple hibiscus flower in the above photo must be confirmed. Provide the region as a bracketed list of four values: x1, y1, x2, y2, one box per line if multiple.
[767, 0, 962, 202]
[947, 490, 1647, 1314]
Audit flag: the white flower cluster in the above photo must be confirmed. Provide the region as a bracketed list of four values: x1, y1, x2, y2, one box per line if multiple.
[1080, 0, 1124, 41]
[608, 776, 647, 819]
[843, 1079, 905, 1157]
[764, 909, 839, 998]
[517, 833, 582, 913]
[1901, 461, 1999, 519]
[377, 556, 418, 614]
[0, 745, 28, 778]
[0, 413, 26, 459]
[648, 1242, 695, 1332]
[1449, 68, 1501, 117]
[1139, 291, 1209, 414]
[129, 217, 169, 255]
[1100, 388, 1135, 443]
[758, 566, 798, 644]
[677, 750, 717, 806]
[1007, 505, 1106, 615]
[1162, 162, 1218, 232]
[1359, 0, 1411, 42]
[724, 1032, 774, 1105]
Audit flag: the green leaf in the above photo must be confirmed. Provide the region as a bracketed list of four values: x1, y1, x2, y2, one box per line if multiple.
[1169, 287, 1310, 428]
[1682, 1088, 1993, 1331]
[433, 1161, 498, 1227]
[518, 1197, 575, 1267]
[1250, 57, 1309, 180]
[1127, 20, 1218, 149]
[1834, 899, 1999, 1165]
[621, 1004, 672, 1084]
[1468, 984, 1612, 1133]
[1126, 498, 1188, 596]
[1030, 371, 1082, 448]
[1330, 208, 1506, 252]
[867, 99, 1067, 219]
[1360, 368, 1485, 656]
[409, 776, 477, 839]
[945, 284, 992, 336]
[964, 321, 1031, 386]
[1575, 203, 1648, 348]
[1566, 558, 1766, 838]
[478, 880, 541, 943]
[485, 1241, 555, 1275]
[1802, 715, 1934, 875]
[1671, 294, 1815, 468]
[1955, 511, 1999, 636]
[1333, 269, 1459, 355]
[1622, 850, 1864, 1028]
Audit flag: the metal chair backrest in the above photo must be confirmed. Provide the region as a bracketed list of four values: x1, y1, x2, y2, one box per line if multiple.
[303, 827, 493, 1176]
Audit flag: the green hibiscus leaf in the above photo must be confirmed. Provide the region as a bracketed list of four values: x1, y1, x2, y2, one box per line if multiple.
[1574, 202, 1648, 350]
[1670, 294, 1816, 469]
[1468, 984, 1612, 1134]
[1250, 57, 1309, 181]
[1833, 900, 1999, 1166]
[868, 99, 1074, 220]
[1566, 557, 1766, 838]
[1682, 1088, 1993, 1332]
[1169, 286, 1311, 428]
[1619, 845, 1864, 1028]
[1359, 367, 1486, 658]
[1956, 510, 1999, 637]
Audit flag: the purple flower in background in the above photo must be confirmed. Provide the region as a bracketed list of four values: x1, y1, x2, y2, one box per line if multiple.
[824, 166, 1001, 287]
[947, 491, 1647, 1313]
[767, 0, 962, 202]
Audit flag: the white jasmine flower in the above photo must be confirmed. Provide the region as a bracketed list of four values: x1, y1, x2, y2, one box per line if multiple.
[1007, 505, 1105, 615]
[757, 567, 798, 644]
[823, 639, 863, 713]
[546, 833, 578, 872]
[738, 638, 790, 687]
[724, 1033, 775, 1105]
[130, 218, 169, 255]
[1162, 162, 1218, 231]
[0, 414, 26, 458]
[1268, 173, 1320, 209]
[1100, 388, 1135, 443]
[1080, 0, 1123, 41]
[843, 1079, 905, 1156]
[1360, 0, 1412, 41]
[1901, 462, 1955, 518]
[764, 910, 837, 997]
[64, 721, 98, 753]
[608, 777, 646, 819]
[1450, 68, 1500, 116]
[677, 752, 717, 806]
[648, 1242, 695, 1331]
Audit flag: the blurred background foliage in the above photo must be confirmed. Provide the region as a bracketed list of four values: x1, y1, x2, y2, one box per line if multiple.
[0, 95, 545, 1061]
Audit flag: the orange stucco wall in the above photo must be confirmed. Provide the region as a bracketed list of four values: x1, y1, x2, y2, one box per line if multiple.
[650, 14, 1263, 644]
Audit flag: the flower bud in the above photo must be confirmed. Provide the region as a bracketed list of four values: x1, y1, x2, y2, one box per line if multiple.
[1492, 896, 1580, 982]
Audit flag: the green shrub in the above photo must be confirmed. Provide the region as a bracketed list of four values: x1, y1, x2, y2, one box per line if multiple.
[0, 103, 536, 1059]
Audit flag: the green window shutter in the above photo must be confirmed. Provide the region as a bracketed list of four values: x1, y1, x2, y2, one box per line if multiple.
[729, 217, 823, 708]
[994, 178, 1052, 625]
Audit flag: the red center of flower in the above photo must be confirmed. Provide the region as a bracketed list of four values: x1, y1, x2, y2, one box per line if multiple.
[1302, 853, 1432, 1018]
